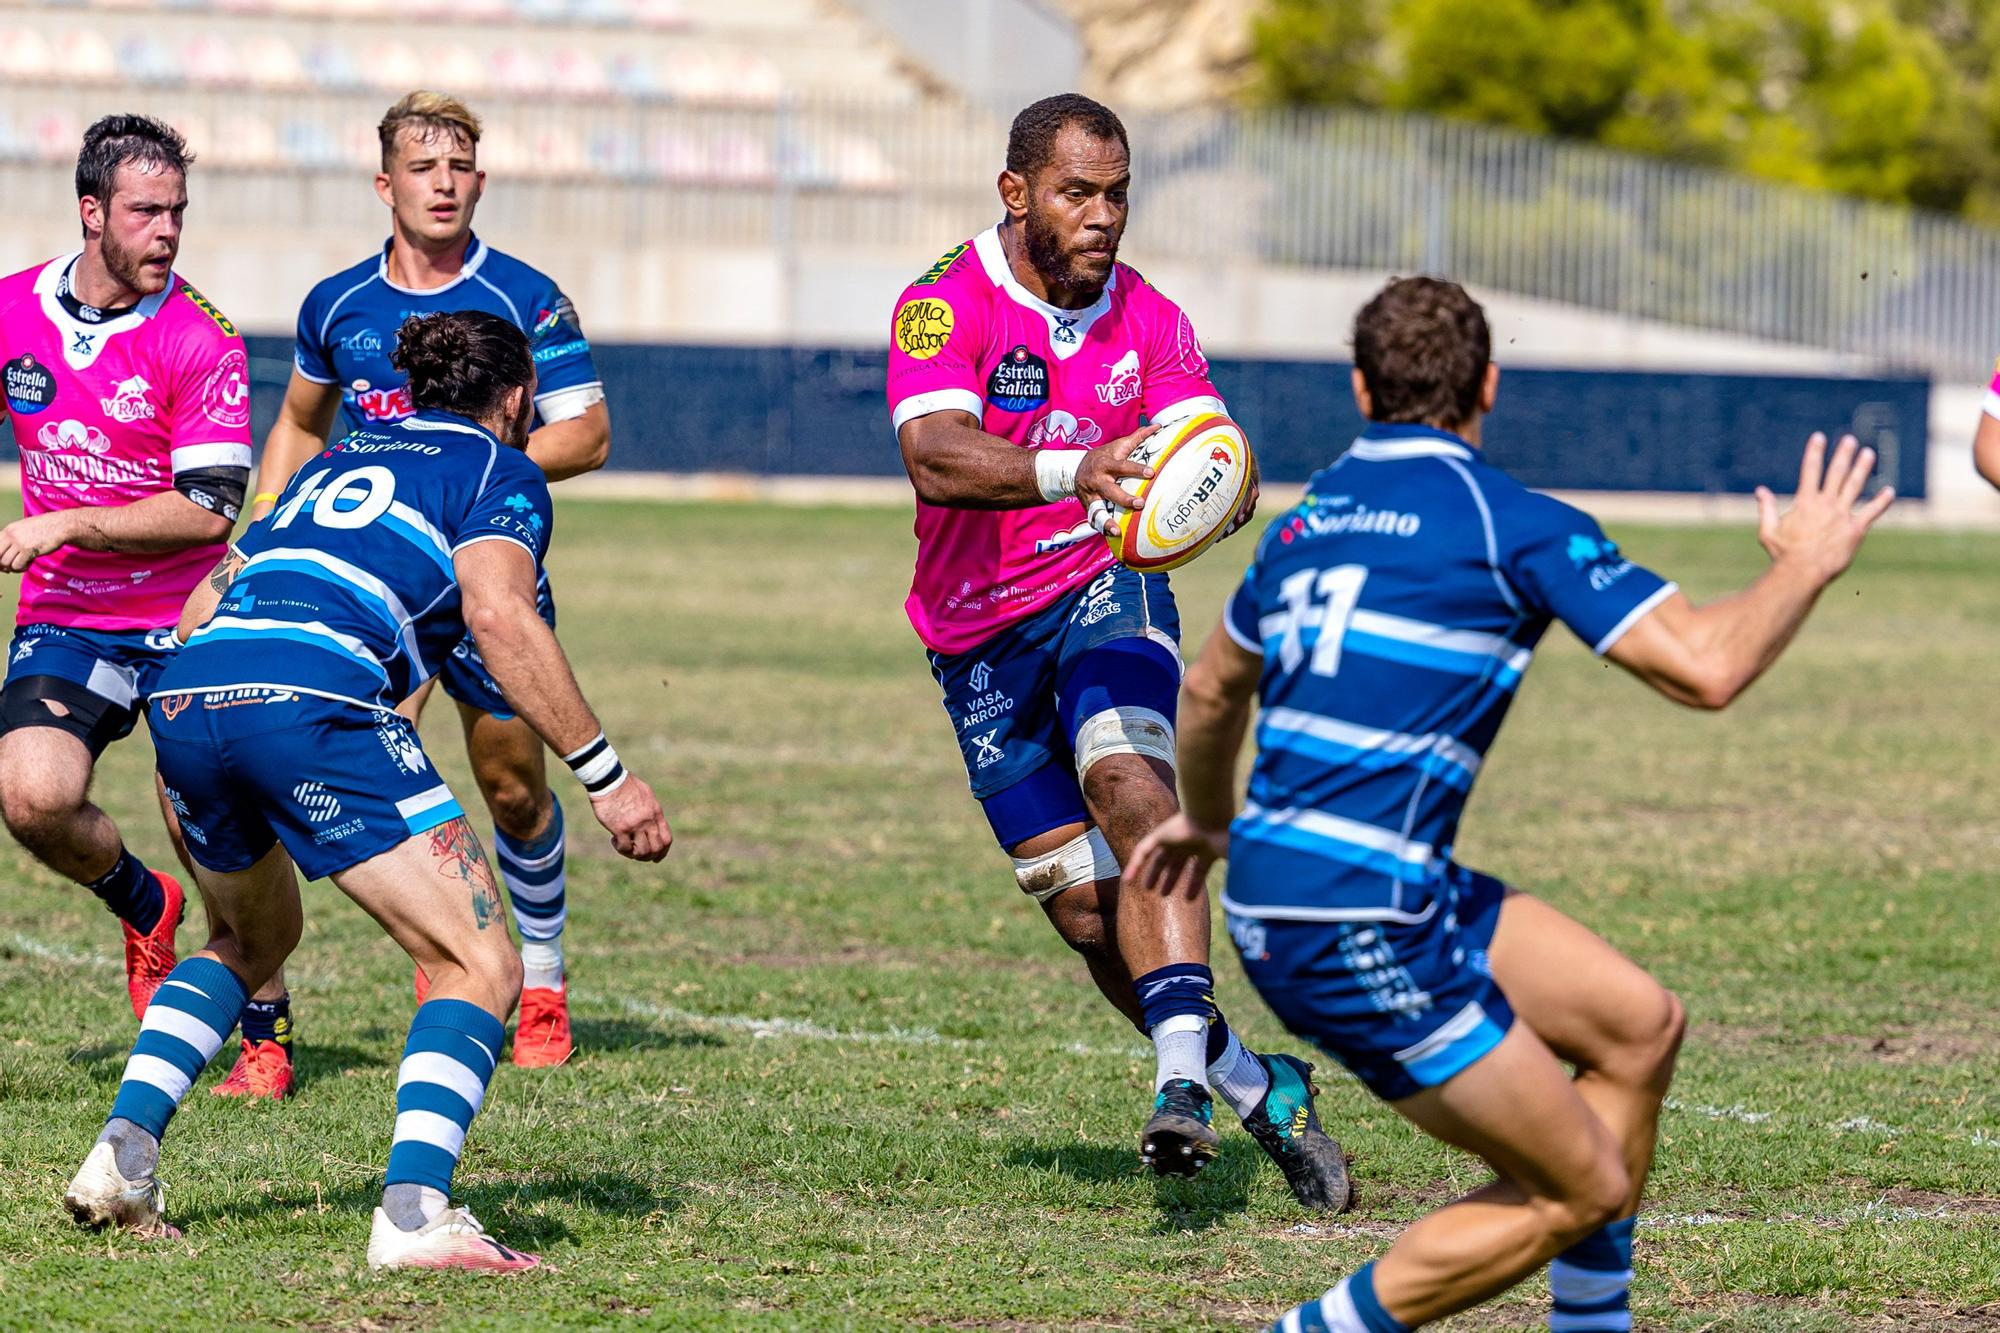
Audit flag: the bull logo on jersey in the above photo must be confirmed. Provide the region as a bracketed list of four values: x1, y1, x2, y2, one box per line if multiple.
[36, 418, 112, 456]
[99, 376, 157, 423]
[353, 383, 414, 422]
[202, 350, 250, 429]
[1027, 410, 1101, 451]
[1096, 350, 1141, 406]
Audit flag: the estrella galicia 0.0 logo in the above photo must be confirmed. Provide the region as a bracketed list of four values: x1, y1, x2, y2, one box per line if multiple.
[3, 354, 56, 414]
[986, 345, 1050, 413]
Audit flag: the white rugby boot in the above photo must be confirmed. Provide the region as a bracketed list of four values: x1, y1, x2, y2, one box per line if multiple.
[63, 1142, 178, 1238]
[366, 1206, 542, 1272]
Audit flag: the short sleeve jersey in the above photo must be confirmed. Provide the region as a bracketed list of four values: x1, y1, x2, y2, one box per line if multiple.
[161, 409, 554, 712]
[0, 257, 252, 631]
[294, 236, 600, 438]
[885, 227, 1224, 655]
[1219, 423, 1677, 921]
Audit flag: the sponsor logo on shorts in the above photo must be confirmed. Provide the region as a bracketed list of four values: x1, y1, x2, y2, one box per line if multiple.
[201, 349, 251, 428]
[1226, 913, 1268, 962]
[160, 785, 205, 843]
[911, 242, 968, 286]
[958, 661, 1016, 731]
[376, 718, 429, 775]
[1074, 569, 1123, 628]
[179, 284, 237, 336]
[3, 354, 57, 415]
[201, 687, 299, 710]
[293, 781, 342, 823]
[986, 345, 1050, 413]
[893, 298, 954, 360]
[313, 817, 366, 845]
[157, 693, 193, 721]
[11, 637, 37, 664]
[1096, 350, 1141, 407]
[99, 375, 157, 423]
[968, 660, 992, 691]
[971, 729, 1003, 768]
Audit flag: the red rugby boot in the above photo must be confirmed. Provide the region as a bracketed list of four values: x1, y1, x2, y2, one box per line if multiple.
[122, 871, 185, 1018]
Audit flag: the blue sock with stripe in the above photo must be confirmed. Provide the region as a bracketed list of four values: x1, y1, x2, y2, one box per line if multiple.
[1267, 1263, 1411, 1332]
[101, 956, 245, 1174]
[1550, 1216, 1635, 1331]
[383, 998, 504, 1230]
[85, 846, 166, 934]
[494, 802, 566, 991]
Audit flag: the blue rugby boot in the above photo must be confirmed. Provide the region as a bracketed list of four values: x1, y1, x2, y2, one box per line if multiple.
[1243, 1054, 1353, 1212]
[1141, 1078, 1221, 1177]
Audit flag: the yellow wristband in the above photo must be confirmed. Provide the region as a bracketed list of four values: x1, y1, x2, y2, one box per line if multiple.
[253, 492, 279, 505]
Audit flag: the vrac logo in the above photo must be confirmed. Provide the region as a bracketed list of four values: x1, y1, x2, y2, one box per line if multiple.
[292, 781, 343, 824]
[99, 376, 156, 423]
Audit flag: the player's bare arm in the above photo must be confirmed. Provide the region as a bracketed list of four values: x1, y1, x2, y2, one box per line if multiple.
[526, 399, 610, 481]
[174, 545, 246, 643]
[0, 491, 231, 572]
[1606, 432, 1893, 709]
[1126, 627, 1260, 895]
[249, 370, 342, 522]
[1974, 412, 2000, 491]
[455, 539, 671, 862]
[898, 409, 1156, 515]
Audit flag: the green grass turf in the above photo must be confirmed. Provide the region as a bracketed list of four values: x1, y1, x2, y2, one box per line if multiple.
[0, 498, 1996, 1330]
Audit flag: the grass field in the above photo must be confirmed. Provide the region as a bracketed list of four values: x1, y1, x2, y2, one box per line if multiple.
[0, 497, 1997, 1331]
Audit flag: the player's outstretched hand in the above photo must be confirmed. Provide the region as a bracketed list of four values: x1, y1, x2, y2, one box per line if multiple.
[591, 774, 673, 863]
[0, 512, 76, 573]
[1126, 812, 1229, 899]
[1074, 423, 1159, 539]
[1756, 432, 1895, 585]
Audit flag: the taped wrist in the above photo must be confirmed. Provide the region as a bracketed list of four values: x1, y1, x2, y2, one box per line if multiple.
[564, 731, 627, 798]
[175, 466, 249, 522]
[1034, 449, 1083, 503]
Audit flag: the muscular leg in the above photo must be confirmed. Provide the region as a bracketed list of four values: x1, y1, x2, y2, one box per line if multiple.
[458, 704, 554, 844]
[1011, 821, 1144, 1029]
[0, 727, 122, 882]
[457, 704, 571, 1023]
[1081, 752, 1203, 976]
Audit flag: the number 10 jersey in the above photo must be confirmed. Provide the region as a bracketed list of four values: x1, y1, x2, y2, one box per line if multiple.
[155, 410, 554, 712]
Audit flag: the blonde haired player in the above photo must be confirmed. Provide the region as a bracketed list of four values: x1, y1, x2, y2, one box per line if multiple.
[218, 92, 611, 1097]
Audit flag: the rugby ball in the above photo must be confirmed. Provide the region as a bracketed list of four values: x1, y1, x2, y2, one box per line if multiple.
[1109, 412, 1255, 572]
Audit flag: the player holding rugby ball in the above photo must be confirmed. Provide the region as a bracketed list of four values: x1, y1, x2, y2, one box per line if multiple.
[886, 93, 1349, 1208]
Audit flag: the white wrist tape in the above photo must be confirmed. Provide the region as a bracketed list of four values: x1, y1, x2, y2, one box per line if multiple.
[1034, 449, 1083, 503]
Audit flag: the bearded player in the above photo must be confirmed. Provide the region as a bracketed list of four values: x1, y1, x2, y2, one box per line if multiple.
[219, 92, 609, 1097]
[887, 94, 1349, 1208]
[0, 116, 251, 1019]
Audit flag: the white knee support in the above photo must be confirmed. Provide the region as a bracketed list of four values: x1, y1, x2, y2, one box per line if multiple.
[1073, 706, 1176, 778]
[1012, 827, 1120, 904]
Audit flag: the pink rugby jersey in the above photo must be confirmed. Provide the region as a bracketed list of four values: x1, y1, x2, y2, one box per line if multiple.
[0, 257, 251, 630]
[886, 227, 1224, 655]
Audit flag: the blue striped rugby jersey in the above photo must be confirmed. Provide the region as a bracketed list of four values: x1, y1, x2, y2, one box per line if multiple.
[156, 409, 554, 712]
[1219, 422, 1676, 922]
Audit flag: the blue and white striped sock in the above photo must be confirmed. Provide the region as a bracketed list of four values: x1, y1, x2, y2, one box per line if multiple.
[106, 957, 245, 1142]
[495, 803, 566, 991]
[1269, 1263, 1411, 1333]
[1550, 1216, 1636, 1332]
[384, 999, 504, 1227]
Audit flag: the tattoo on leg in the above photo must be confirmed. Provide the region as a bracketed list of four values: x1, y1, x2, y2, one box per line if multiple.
[428, 817, 502, 929]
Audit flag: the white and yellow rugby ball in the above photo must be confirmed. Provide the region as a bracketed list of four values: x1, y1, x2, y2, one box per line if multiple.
[1110, 412, 1255, 572]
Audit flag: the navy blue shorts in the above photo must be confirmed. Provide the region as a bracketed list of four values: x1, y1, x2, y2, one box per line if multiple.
[1226, 864, 1515, 1102]
[927, 564, 1181, 849]
[439, 577, 556, 719]
[1, 623, 179, 757]
[150, 688, 467, 882]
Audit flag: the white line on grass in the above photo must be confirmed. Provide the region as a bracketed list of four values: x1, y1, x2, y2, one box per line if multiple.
[6, 933, 115, 969]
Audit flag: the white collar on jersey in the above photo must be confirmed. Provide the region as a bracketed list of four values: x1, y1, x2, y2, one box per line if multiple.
[1345, 429, 1478, 463]
[375, 234, 489, 296]
[972, 225, 1116, 362]
[34, 254, 174, 371]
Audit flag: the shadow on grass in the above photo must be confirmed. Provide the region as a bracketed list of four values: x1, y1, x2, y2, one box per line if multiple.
[568, 1017, 724, 1055]
[1001, 1138, 1258, 1232]
[292, 1042, 390, 1083]
[166, 1168, 681, 1245]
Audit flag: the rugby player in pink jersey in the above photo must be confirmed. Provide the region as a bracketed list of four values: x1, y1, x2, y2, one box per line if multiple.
[887, 94, 1349, 1209]
[0, 116, 252, 1017]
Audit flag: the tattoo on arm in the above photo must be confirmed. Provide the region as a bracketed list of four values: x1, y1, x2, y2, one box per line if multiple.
[208, 547, 247, 594]
[428, 816, 503, 929]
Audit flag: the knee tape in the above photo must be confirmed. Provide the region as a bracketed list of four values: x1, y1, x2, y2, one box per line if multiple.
[1012, 827, 1119, 904]
[1073, 706, 1176, 778]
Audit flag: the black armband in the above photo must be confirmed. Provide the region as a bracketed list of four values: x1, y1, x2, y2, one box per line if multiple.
[174, 466, 250, 522]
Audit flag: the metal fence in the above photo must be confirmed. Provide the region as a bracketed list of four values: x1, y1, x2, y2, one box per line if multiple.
[7, 86, 2000, 378]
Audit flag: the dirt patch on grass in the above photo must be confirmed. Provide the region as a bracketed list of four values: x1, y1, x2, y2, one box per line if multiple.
[1695, 1021, 2000, 1065]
